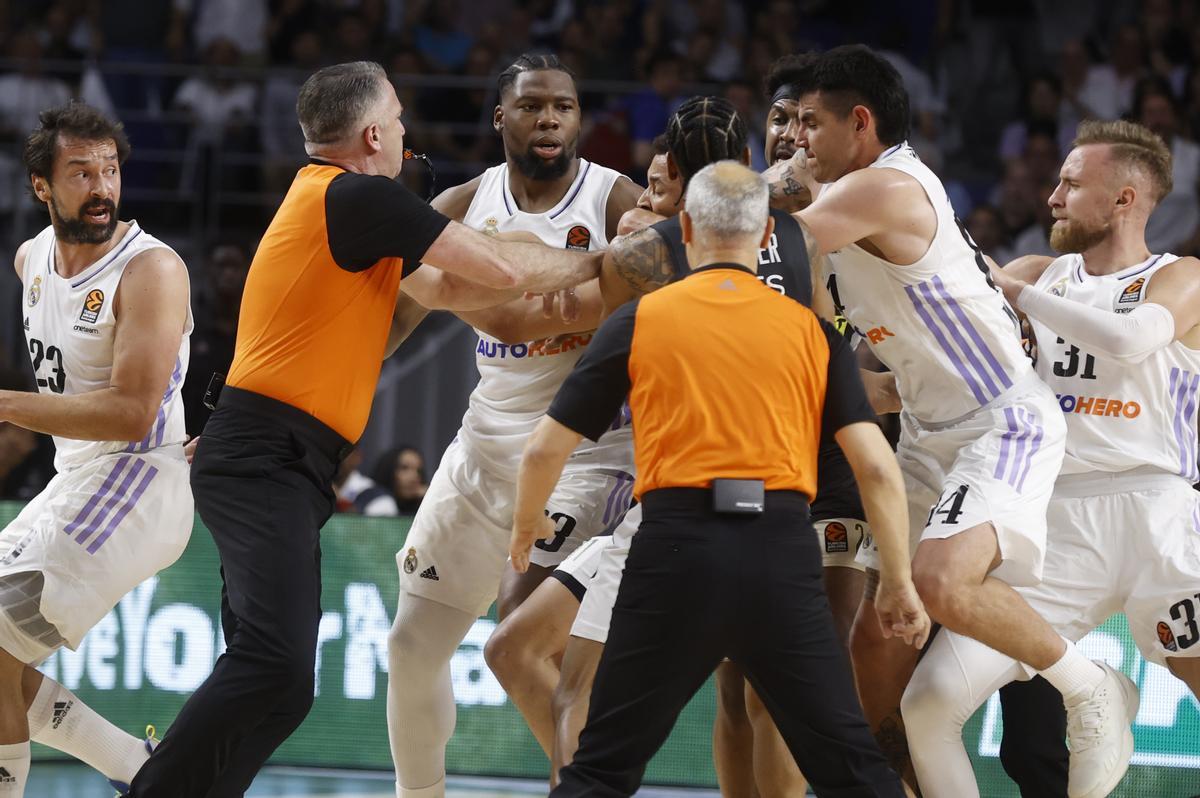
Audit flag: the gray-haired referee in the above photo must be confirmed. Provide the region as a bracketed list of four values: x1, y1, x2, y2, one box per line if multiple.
[510, 162, 930, 797]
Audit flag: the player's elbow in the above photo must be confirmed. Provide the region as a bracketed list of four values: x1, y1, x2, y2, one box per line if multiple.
[121, 403, 161, 442]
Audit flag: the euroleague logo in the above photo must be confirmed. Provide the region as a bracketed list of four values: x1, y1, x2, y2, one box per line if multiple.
[824, 521, 849, 553]
[565, 225, 591, 251]
[79, 289, 105, 324]
[1118, 277, 1145, 305]
[1158, 621, 1178, 652]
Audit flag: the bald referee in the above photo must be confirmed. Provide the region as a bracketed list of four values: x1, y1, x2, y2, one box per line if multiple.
[510, 162, 930, 797]
[128, 62, 603, 798]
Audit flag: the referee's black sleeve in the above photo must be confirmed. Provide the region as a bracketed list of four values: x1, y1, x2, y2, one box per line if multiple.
[820, 319, 877, 432]
[325, 171, 451, 275]
[548, 301, 638, 441]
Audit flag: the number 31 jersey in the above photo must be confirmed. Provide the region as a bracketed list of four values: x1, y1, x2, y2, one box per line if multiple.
[21, 222, 193, 472]
[1030, 253, 1200, 479]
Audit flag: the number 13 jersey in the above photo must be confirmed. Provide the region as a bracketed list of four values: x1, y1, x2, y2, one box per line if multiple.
[1030, 252, 1200, 479]
[20, 222, 193, 472]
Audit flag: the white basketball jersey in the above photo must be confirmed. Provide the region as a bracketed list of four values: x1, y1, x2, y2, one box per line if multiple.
[1030, 253, 1200, 479]
[823, 143, 1033, 424]
[457, 160, 633, 477]
[21, 222, 193, 472]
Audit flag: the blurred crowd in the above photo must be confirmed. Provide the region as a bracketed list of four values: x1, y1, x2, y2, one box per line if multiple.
[4, 0, 1200, 509]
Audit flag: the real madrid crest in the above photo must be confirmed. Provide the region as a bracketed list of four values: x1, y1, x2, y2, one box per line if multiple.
[403, 547, 418, 574]
[27, 276, 41, 307]
[482, 217, 500, 236]
[1047, 278, 1068, 298]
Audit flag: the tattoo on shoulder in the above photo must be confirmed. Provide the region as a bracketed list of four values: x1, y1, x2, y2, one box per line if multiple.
[611, 228, 673, 294]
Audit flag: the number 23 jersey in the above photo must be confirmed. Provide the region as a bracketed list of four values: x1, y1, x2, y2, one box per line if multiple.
[20, 222, 193, 472]
[1030, 253, 1200, 479]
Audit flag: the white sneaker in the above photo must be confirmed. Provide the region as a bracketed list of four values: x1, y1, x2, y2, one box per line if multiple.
[1066, 663, 1139, 798]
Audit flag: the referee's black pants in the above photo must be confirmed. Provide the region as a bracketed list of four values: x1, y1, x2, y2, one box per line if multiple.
[130, 388, 346, 798]
[552, 489, 905, 798]
[999, 677, 1068, 797]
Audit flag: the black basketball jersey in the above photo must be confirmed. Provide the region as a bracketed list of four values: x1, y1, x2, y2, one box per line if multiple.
[651, 208, 866, 523]
[652, 208, 813, 305]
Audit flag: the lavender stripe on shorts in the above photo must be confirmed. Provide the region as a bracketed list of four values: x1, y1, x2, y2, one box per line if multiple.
[993, 408, 1019, 481]
[63, 455, 131, 537]
[1014, 409, 1045, 493]
[74, 459, 146, 546]
[86, 464, 159, 554]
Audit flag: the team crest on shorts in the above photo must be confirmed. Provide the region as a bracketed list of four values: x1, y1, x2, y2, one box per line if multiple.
[79, 289, 105, 323]
[1158, 620, 1179, 652]
[565, 225, 591, 251]
[27, 276, 41, 307]
[824, 521, 849, 554]
[403, 547, 418, 575]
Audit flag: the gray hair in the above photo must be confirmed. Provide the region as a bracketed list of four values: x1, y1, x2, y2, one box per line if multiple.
[297, 61, 389, 145]
[684, 161, 769, 239]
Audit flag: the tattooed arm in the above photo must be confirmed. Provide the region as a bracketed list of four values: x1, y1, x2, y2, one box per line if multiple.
[597, 226, 675, 317]
[763, 150, 816, 212]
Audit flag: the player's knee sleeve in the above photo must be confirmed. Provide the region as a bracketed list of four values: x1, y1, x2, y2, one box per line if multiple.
[901, 654, 974, 744]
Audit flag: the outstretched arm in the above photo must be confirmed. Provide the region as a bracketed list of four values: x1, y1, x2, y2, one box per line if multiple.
[1007, 256, 1200, 363]
[598, 226, 674, 316]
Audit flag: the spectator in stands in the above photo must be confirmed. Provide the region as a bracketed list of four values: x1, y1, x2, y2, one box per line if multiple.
[182, 240, 251, 435]
[260, 29, 321, 192]
[1079, 23, 1146, 120]
[0, 368, 54, 501]
[1022, 120, 1062, 188]
[182, 0, 268, 63]
[371, 445, 429, 516]
[723, 79, 767, 171]
[966, 204, 1015, 267]
[992, 157, 1040, 249]
[172, 37, 257, 146]
[414, 0, 474, 72]
[999, 72, 1078, 163]
[0, 29, 72, 141]
[1011, 179, 1057, 257]
[328, 12, 377, 64]
[1134, 76, 1200, 255]
[335, 447, 400, 516]
[624, 51, 684, 171]
[419, 42, 501, 168]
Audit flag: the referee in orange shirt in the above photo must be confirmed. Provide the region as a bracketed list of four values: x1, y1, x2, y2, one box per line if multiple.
[130, 62, 604, 798]
[510, 162, 930, 797]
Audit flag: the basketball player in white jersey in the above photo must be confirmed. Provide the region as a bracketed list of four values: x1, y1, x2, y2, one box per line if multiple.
[0, 104, 192, 798]
[902, 120, 1200, 798]
[765, 45, 1136, 793]
[386, 54, 641, 798]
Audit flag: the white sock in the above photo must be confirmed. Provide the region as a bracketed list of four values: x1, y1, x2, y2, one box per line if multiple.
[0, 741, 30, 798]
[386, 592, 478, 798]
[1038, 640, 1105, 703]
[26, 677, 149, 784]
